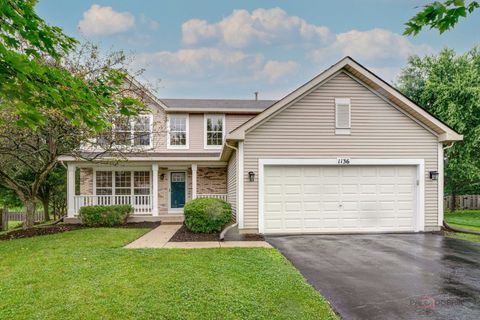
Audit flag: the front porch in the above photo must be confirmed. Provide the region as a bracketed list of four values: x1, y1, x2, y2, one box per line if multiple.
[66, 163, 228, 222]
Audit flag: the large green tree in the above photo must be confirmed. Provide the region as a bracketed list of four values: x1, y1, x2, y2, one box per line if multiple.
[396, 48, 480, 209]
[405, 0, 479, 35]
[0, 0, 142, 129]
[0, 1, 152, 227]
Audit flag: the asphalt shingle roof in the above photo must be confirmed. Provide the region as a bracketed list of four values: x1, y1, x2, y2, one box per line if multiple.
[160, 98, 276, 110]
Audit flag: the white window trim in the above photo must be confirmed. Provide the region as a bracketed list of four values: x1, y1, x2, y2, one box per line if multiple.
[257, 158, 425, 234]
[335, 98, 351, 135]
[93, 168, 152, 196]
[167, 114, 189, 150]
[101, 114, 154, 149]
[204, 114, 225, 150]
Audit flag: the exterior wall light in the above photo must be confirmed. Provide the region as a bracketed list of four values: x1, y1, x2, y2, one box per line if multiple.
[429, 171, 439, 180]
[160, 173, 165, 181]
[248, 171, 255, 182]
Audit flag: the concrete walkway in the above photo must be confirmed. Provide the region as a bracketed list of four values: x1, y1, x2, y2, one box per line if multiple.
[125, 224, 272, 249]
[125, 224, 181, 248]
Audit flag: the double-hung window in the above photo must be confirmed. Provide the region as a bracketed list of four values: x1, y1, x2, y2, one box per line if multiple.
[105, 114, 153, 147]
[168, 114, 188, 149]
[204, 114, 225, 149]
[335, 98, 351, 135]
[95, 170, 151, 198]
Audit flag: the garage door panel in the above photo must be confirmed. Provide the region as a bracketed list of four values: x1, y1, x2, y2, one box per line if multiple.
[263, 165, 417, 234]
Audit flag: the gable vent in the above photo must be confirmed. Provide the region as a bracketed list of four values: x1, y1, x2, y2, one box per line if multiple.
[335, 98, 351, 129]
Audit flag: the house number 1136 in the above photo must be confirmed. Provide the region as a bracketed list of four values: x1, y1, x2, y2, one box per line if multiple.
[336, 157, 351, 165]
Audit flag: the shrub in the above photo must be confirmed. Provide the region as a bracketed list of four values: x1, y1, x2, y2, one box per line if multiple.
[78, 204, 132, 227]
[184, 198, 232, 233]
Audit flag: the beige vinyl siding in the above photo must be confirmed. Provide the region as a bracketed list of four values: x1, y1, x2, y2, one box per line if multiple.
[243, 71, 439, 230]
[227, 150, 237, 218]
[226, 114, 256, 133]
[149, 112, 254, 153]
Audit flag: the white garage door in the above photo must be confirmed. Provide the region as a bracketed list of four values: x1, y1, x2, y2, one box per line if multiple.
[263, 165, 417, 234]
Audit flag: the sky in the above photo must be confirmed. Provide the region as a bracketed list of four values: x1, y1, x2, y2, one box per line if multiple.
[37, 0, 480, 100]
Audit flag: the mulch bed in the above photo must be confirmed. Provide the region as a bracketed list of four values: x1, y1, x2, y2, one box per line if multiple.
[169, 224, 265, 242]
[0, 221, 161, 241]
[169, 225, 220, 242]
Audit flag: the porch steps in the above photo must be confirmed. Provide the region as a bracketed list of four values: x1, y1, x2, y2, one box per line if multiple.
[158, 214, 184, 224]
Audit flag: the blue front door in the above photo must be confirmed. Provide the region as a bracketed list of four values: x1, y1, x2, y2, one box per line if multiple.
[170, 172, 186, 209]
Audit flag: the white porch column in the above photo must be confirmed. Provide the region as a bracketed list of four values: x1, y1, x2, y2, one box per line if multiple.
[152, 164, 159, 216]
[67, 163, 76, 217]
[192, 164, 197, 199]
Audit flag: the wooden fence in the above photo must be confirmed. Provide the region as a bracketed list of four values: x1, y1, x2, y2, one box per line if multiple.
[0, 208, 45, 231]
[444, 195, 480, 210]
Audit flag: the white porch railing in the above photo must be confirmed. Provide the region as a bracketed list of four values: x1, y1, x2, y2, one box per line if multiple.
[74, 195, 153, 215]
[196, 194, 228, 201]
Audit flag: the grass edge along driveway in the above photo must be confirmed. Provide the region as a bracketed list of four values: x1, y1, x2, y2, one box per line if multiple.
[445, 210, 480, 243]
[0, 228, 338, 320]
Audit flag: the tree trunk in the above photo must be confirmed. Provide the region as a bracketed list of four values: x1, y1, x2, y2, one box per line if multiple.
[24, 199, 36, 228]
[42, 196, 50, 221]
[451, 192, 457, 212]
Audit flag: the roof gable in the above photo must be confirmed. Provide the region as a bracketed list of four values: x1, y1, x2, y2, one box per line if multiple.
[227, 57, 462, 142]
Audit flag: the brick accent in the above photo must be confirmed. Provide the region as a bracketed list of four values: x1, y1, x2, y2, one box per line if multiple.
[197, 167, 227, 194]
[158, 168, 169, 215]
[80, 168, 93, 195]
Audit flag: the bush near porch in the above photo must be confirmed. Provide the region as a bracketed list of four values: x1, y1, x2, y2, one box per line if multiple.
[79, 205, 132, 226]
[184, 198, 232, 233]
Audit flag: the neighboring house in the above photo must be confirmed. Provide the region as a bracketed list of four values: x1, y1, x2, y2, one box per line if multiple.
[60, 57, 462, 234]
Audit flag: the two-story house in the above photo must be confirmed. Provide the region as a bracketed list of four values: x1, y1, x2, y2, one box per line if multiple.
[61, 57, 462, 235]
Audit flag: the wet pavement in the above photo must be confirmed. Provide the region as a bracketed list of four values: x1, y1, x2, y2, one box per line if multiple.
[267, 234, 480, 320]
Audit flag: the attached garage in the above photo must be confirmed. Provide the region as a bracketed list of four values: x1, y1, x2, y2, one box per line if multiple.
[259, 160, 425, 234]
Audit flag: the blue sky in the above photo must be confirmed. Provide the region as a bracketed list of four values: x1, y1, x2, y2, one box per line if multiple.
[37, 0, 479, 99]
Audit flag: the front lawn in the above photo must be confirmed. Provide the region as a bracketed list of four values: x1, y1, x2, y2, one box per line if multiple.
[0, 228, 337, 320]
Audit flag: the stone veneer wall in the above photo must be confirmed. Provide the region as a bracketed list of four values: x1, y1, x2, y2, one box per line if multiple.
[197, 167, 227, 194]
[80, 168, 93, 195]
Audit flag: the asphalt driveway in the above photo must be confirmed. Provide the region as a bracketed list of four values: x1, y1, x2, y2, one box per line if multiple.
[267, 234, 480, 320]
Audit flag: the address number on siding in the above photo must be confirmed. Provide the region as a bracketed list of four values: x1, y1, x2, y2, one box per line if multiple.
[336, 157, 351, 165]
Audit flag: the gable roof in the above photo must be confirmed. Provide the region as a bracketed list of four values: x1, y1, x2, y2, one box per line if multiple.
[227, 56, 463, 142]
[160, 98, 275, 113]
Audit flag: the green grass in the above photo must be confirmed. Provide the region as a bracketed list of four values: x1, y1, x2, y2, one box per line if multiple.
[444, 210, 480, 243]
[0, 228, 337, 320]
[446, 231, 480, 243]
[445, 210, 480, 229]
[7, 220, 22, 229]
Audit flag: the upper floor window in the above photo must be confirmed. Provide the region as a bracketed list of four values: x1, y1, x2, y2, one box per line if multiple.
[335, 98, 351, 135]
[100, 115, 152, 147]
[204, 114, 225, 149]
[168, 114, 189, 149]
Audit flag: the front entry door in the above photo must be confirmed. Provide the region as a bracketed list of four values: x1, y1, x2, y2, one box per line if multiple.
[170, 172, 186, 209]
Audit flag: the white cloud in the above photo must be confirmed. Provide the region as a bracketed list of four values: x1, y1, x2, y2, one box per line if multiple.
[257, 60, 299, 82]
[140, 14, 160, 31]
[134, 47, 298, 86]
[310, 28, 431, 62]
[134, 48, 263, 78]
[182, 7, 330, 48]
[78, 5, 135, 36]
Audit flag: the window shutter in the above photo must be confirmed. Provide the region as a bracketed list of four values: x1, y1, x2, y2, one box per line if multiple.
[335, 98, 351, 129]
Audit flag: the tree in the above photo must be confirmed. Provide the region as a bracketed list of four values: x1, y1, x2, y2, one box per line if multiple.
[0, 40, 162, 228]
[0, 0, 156, 228]
[404, 0, 479, 35]
[396, 48, 480, 210]
[0, 0, 143, 130]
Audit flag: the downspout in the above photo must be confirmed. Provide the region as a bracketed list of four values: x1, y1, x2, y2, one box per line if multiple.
[219, 142, 238, 241]
[442, 141, 456, 223]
